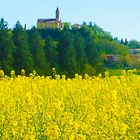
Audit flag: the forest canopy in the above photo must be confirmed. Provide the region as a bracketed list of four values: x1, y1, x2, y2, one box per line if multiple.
[0, 18, 139, 76]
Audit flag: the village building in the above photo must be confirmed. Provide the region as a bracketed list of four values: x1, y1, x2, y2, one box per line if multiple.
[105, 54, 118, 62]
[129, 48, 140, 61]
[72, 24, 81, 29]
[37, 7, 64, 29]
[129, 48, 140, 54]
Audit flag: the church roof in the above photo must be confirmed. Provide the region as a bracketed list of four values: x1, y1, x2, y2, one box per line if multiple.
[38, 19, 57, 23]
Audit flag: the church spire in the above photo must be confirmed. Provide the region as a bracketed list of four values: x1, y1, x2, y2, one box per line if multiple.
[56, 7, 59, 21]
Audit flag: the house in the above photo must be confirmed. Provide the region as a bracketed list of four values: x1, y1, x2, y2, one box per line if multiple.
[129, 48, 140, 61]
[37, 7, 64, 29]
[106, 54, 118, 62]
[72, 24, 81, 29]
[129, 49, 140, 54]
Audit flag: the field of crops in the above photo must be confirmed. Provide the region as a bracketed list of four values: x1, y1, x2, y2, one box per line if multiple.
[0, 71, 140, 139]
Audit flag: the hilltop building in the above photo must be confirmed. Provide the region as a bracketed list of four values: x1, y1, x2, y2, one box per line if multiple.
[106, 54, 118, 62]
[37, 7, 64, 29]
[129, 48, 140, 61]
[72, 24, 81, 29]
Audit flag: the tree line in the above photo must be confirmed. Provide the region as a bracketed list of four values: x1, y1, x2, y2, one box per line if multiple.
[0, 18, 139, 77]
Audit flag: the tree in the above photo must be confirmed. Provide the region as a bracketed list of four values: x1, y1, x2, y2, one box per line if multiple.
[44, 35, 59, 73]
[85, 37, 100, 66]
[28, 27, 47, 75]
[13, 21, 34, 74]
[0, 18, 8, 30]
[128, 40, 140, 49]
[0, 18, 14, 74]
[73, 32, 87, 73]
[58, 31, 77, 75]
[64, 22, 71, 30]
[92, 24, 112, 40]
[114, 37, 119, 43]
[120, 38, 124, 44]
[89, 21, 93, 28]
[124, 38, 128, 46]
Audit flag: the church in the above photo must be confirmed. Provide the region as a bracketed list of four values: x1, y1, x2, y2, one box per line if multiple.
[37, 7, 64, 29]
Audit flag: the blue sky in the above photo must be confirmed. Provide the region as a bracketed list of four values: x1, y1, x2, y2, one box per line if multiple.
[0, 0, 140, 41]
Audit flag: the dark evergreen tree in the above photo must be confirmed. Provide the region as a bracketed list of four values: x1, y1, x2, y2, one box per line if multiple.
[0, 18, 14, 73]
[120, 38, 124, 44]
[86, 37, 99, 66]
[89, 22, 93, 28]
[124, 38, 128, 46]
[0, 18, 8, 30]
[44, 35, 59, 73]
[73, 32, 87, 73]
[13, 21, 34, 74]
[28, 27, 47, 75]
[58, 31, 77, 75]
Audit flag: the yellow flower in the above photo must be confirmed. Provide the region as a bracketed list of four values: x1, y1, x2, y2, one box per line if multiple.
[0, 71, 139, 139]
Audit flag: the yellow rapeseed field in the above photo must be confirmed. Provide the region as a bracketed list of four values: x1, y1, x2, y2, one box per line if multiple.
[0, 71, 140, 140]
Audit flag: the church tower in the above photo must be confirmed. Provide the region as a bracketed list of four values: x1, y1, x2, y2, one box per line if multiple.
[56, 7, 59, 21]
